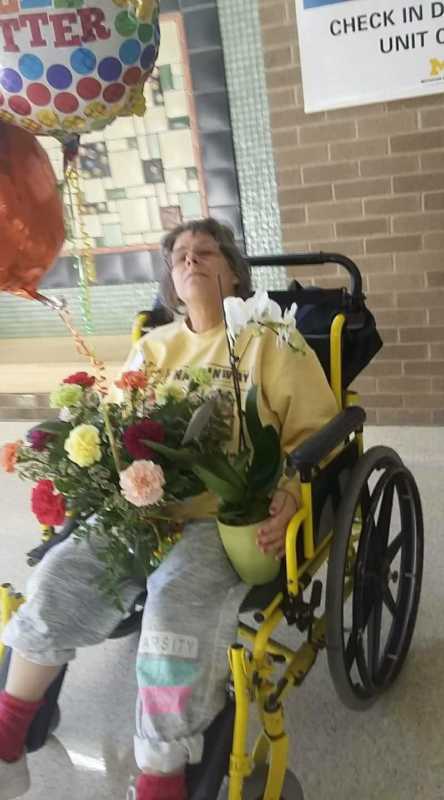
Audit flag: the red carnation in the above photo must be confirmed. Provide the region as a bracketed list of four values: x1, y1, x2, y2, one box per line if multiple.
[123, 420, 165, 460]
[31, 480, 66, 526]
[63, 372, 95, 388]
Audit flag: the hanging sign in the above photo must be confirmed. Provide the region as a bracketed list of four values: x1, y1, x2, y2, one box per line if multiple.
[295, 0, 444, 112]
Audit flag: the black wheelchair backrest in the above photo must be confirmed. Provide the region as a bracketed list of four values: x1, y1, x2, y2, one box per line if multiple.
[268, 286, 382, 388]
[136, 252, 382, 388]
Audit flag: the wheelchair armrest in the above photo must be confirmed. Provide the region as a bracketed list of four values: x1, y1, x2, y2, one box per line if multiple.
[287, 406, 366, 475]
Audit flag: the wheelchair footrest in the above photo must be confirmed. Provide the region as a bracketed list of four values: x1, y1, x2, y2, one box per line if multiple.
[187, 699, 235, 800]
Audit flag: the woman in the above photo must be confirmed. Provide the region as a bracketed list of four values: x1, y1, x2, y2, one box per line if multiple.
[0, 218, 338, 800]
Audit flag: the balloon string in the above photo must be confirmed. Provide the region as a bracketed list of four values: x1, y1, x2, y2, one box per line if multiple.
[62, 135, 80, 173]
[66, 163, 96, 284]
[64, 161, 96, 335]
[57, 306, 108, 398]
[9, 289, 66, 310]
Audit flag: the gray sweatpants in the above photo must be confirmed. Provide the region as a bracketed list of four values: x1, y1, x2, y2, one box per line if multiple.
[3, 519, 248, 772]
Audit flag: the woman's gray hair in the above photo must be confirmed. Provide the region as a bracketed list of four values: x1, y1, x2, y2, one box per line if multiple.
[158, 218, 252, 312]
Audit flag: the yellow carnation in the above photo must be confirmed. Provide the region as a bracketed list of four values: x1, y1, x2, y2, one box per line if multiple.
[64, 424, 101, 468]
[155, 381, 186, 405]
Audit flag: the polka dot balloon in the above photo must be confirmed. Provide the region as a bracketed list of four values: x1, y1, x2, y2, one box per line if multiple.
[0, 0, 159, 142]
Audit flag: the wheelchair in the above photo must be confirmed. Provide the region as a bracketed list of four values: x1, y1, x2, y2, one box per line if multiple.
[0, 252, 424, 799]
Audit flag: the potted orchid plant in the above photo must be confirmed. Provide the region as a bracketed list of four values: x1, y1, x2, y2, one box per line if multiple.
[145, 290, 305, 585]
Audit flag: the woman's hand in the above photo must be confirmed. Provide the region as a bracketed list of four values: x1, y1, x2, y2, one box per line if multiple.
[256, 489, 299, 559]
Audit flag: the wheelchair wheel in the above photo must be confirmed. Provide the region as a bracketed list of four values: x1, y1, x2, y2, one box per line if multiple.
[326, 446, 423, 710]
[217, 765, 304, 799]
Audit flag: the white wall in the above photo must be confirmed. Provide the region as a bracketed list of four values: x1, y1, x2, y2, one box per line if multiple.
[0, 336, 131, 393]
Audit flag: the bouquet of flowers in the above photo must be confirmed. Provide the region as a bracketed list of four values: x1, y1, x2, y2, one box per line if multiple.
[1, 368, 233, 607]
[1, 289, 305, 593]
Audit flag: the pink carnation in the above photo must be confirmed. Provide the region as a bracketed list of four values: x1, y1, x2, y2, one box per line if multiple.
[119, 460, 165, 507]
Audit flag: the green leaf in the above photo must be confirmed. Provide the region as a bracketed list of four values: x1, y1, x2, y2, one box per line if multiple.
[219, 495, 270, 526]
[192, 464, 245, 504]
[145, 441, 247, 496]
[33, 421, 71, 436]
[249, 425, 282, 492]
[231, 449, 251, 475]
[141, 439, 195, 464]
[244, 385, 282, 491]
[182, 398, 216, 444]
[194, 452, 247, 489]
[245, 385, 263, 446]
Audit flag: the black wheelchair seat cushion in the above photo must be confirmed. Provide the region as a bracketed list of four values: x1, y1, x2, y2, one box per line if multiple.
[240, 566, 285, 614]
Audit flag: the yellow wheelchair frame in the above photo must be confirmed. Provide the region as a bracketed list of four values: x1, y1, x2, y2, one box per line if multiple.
[217, 307, 422, 798]
[1, 254, 423, 799]
[223, 313, 358, 800]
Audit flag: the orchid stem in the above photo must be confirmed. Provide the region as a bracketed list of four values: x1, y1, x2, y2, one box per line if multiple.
[218, 276, 247, 451]
[257, 321, 305, 353]
[101, 403, 122, 474]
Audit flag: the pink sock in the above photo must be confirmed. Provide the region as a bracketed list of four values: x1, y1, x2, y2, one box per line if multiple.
[0, 691, 42, 762]
[136, 771, 187, 800]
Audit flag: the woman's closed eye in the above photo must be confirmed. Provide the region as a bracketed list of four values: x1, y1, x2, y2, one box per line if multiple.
[172, 248, 221, 267]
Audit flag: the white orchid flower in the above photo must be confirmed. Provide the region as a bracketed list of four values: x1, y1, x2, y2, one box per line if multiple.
[224, 291, 302, 353]
[283, 302, 298, 326]
[223, 296, 250, 342]
[245, 290, 282, 325]
[244, 291, 264, 322]
[276, 303, 297, 346]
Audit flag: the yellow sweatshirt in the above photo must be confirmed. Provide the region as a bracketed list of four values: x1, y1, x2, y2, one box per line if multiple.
[115, 318, 338, 522]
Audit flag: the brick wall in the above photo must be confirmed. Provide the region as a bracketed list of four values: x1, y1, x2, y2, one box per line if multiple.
[259, 0, 444, 425]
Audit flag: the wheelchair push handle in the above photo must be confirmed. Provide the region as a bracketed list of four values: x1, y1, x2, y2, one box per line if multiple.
[248, 252, 364, 302]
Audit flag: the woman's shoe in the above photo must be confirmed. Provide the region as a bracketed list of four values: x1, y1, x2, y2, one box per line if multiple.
[0, 754, 30, 799]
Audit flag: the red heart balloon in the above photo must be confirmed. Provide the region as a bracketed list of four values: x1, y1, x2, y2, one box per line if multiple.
[0, 122, 65, 293]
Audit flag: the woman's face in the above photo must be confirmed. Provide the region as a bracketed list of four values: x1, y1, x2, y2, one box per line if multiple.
[170, 231, 238, 309]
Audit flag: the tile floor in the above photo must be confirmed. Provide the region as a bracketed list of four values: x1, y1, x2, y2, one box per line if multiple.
[0, 423, 443, 799]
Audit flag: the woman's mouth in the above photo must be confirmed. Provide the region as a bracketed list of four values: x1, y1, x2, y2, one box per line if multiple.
[186, 272, 207, 280]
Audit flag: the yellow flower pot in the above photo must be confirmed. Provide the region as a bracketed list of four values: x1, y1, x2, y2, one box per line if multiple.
[217, 519, 281, 586]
